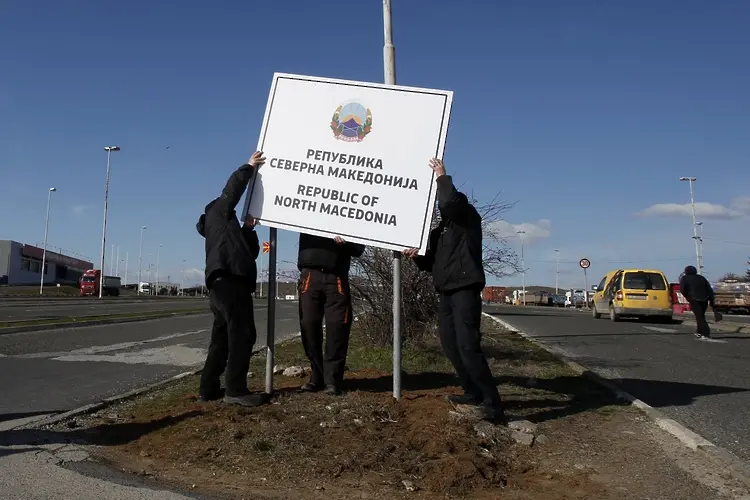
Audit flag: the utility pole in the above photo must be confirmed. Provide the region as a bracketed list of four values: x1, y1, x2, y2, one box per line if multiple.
[39, 187, 57, 295]
[679, 177, 701, 274]
[383, 0, 402, 401]
[99, 145, 120, 298]
[554, 249, 560, 295]
[517, 230, 526, 305]
[696, 221, 704, 274]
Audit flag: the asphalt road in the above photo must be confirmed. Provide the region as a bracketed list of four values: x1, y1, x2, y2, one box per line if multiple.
[484, 305, 750, 462]
[0, 300, 301, 418]
[0, 297, 211, 322]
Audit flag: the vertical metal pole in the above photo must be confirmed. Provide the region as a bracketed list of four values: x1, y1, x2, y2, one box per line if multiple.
[554, 249, 559, 295]
[110, 244, 115, 276]
[260, 251, 264, 298]
[383, 0, 401, 400]
[99, 150, 112, 298]
[265, 228, 278, 394]
[687, 179, 701, 274]
[583, 268, 589, 309]
[697, 223, 704, 273]
[116, 246, 120, 277]
[156, 245, 161, 296]
[137, 227, 144, 295]
[517, 230, 526, 306]
[40, 189, 54, 295]
[124, 252, 129, 286]
[180, 259, 185, 295]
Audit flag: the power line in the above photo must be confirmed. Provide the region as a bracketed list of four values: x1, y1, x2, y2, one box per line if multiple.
[702, 236, 750, 247]
[526, 256, 696, 265]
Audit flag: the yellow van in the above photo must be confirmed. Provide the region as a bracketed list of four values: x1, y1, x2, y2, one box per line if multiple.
[591, 269, 672, 322]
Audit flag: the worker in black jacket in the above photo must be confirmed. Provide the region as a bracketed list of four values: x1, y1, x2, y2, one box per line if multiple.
[404, 158, 506, 424]
[195, 151, 266, 407]
[297, 233, 365, 395]
[679, 265, 716, 339]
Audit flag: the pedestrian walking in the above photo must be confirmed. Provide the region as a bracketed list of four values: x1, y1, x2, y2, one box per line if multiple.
[679, 265, 716, 340]
[297, 233, 365, 395]
[195, 152, 266, 407]
[404, 158, 506, 424]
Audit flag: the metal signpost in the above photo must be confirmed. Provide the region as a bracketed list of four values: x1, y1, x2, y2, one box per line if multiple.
[579, 258, 591, 308]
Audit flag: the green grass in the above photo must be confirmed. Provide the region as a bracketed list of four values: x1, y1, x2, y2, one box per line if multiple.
[0, 307, 207, 329]
[251, 323, 454, 375]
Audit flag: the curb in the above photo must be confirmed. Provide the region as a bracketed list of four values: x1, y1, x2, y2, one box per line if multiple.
[0, 310, 210, 335]
[482, 311, 750, 489]
[20, 333, 303, 431]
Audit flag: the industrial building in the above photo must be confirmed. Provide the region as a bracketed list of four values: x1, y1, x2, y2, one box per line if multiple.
[0, 240, 93, 286]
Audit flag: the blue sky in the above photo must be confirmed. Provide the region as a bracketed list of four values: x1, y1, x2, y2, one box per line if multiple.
[1, 0, 749, 288]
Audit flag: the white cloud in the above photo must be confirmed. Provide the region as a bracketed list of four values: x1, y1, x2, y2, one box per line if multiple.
[485, 219, 551, 244]
[637, 202, 743, 220]
[72, 205, 91, 216]
[731, 196, 750, 214]
[182, 268, 204, 281]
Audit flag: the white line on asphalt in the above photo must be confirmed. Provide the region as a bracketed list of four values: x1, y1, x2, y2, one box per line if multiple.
[52, 345, 207, 367]
[16, 329, 209, 359]
[643, 326, 679, 333]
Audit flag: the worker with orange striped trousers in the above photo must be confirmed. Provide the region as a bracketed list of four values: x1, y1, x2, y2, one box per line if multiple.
[297, 233, 365, 396]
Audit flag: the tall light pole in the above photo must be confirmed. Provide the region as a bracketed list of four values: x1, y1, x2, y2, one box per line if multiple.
[156, 244, 162, 296]
[696, 221, 704, 273]
[115, 246, 120, 276]
[99, 145, 120, 298]
[679, 176, 701, 274]
[517, 230, 526, 305]
[39, 187, 57, 295]
[180, 259, 186, 296]
[383, 0, 402, 400]
[124, 252, 129, 286]
[137, 226, 146, 295]
[554, 249, 560, 295]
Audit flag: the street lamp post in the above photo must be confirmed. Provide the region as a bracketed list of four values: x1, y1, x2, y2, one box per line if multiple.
[180, 259, 186, 296]
[137, 226, 146, 295]
[156, 244, 162, 296]
[39, 187, 57, 295]
[696, 221, 704, 273]
[99, 145, 120, 298]
[517, 230, 526, 305]
[554, 249, 560, 295]
[124, 252, 129, 286]
[679, 176, 701, 274]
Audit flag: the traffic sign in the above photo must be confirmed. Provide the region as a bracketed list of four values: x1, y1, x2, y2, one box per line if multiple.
[579, 258, 591, 269]
[262, 241, 270, 254]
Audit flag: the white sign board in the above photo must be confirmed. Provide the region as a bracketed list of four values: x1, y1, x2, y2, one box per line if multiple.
[243, 73, 453, 254]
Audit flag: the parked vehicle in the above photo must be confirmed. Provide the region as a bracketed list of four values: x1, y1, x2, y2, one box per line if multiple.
[565, 289, 587, 308]
[590, 269, 672, 321]
[139, 282, 152, 295]
[483, 286, 508, 303]
[670, 283, 691, 315]
[79, 270, 121, 297]
[712, 281, 750, 314]
[550, 294, 566, 307]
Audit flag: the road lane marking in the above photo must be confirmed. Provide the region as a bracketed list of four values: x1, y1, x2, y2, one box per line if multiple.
[52, 345, 207, 367]
[15, 329, 209, 359]
[642, 326, 678, 333]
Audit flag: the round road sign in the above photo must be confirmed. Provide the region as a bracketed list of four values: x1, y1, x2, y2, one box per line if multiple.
[579, 258, 591, 269]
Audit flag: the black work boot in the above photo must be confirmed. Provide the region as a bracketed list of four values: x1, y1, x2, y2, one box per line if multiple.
[323, 384, 343, 396]
[223, 393, 269, 407]
[446, 393, 482, 406]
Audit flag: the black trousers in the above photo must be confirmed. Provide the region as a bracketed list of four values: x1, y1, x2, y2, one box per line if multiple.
[690, 300, 711, 336]
[298, 269, 353, 387]
[438, 287, 502, 407]
[200, 275, 256, 397]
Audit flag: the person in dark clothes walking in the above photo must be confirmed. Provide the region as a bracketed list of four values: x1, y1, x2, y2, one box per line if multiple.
[403, 158, 506, 424]
[679, 265, 716, 339]
[298, 233, 365, 395]
[195, 151, 267, 407]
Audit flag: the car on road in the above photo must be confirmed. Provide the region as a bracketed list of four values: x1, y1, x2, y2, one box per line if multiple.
[590, 269, 672, 322]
